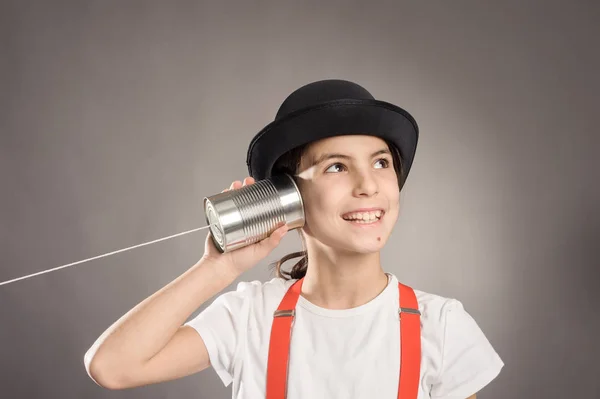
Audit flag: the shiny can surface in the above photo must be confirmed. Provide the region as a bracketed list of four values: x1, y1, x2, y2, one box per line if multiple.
[203, 174, 305, 253]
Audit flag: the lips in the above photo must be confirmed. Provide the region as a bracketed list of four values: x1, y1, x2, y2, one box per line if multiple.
[341, 208, 385, 218]
[341, 210, 385, 226]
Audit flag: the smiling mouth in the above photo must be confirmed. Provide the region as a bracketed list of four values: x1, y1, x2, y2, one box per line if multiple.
[341, 211, 385, 225]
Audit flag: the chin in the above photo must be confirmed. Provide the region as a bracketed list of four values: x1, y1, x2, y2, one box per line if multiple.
[306, 221, 392, 253]
[354, 242, 386, 254]
[339, 235, 388, 254]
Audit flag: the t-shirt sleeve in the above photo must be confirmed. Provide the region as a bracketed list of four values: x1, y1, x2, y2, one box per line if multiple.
[430, 299, 504, 399]
[184, 283, 252, 387]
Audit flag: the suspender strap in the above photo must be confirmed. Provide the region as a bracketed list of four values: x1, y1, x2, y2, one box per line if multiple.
[266, 278, 304, 399]
[266, 278, 421, 399]
[398, 282, 421, 399]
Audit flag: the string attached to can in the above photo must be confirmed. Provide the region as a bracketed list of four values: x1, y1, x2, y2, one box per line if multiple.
[0, 173, 306, 288]
[0, 225, 210, 287]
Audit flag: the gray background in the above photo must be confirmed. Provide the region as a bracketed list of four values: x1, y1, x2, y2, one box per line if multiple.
[1, 1, 598, 398]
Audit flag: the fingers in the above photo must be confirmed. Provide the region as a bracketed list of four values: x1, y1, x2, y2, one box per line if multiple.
[222, 177, 255, 193]
[275, 224, 289, 237]
[221, 180, 240, 193]
[269, 224, 289, 246]
[270, 223, 289, 243]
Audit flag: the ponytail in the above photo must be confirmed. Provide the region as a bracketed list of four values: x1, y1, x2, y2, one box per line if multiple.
[270, 250, 308, 280]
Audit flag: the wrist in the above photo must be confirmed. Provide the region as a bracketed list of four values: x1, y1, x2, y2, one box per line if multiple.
[196, 256, 241, 285]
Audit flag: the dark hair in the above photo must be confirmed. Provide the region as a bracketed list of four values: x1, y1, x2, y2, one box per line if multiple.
[268, 138, 405, 280]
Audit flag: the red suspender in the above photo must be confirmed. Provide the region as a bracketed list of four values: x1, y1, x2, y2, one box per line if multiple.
[266, 278, 304, 398]
[398, 282, 422, 399]
[266, 278, 421, 399]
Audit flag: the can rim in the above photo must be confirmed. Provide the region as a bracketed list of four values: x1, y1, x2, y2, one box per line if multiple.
[283, 173, 305, 222]
[203, 198, 225, 251]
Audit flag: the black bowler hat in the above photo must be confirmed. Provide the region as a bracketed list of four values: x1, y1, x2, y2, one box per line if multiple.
[246, 79, 419, 188]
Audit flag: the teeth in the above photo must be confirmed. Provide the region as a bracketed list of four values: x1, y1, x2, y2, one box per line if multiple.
[342, 210, 383, 221]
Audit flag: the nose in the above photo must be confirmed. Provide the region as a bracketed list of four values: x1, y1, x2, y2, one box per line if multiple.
[352, 169, 379, 197]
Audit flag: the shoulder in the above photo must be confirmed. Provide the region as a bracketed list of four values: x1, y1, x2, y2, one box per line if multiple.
[413, 288, 464, 322]
[188, 276, 296, 329]
[391, 277, 467, 346]
[412, 288, 473, 347]
[234, 276, 296, 298]
[392, 274, 462, 326]
[411, 286, 486, 342]
[412, 288, 461, 344]
[214, 276, 296, 309]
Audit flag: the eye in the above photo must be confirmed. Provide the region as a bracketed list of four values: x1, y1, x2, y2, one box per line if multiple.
[324, 158, 391, 173]
[324, 163, 346, 173]
[374, 158, 391, 169]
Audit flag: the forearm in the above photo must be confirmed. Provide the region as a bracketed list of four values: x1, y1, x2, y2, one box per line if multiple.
[85, 257, 238, 370]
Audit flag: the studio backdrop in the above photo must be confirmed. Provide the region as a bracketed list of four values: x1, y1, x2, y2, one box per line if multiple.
[1, 1, 598, 398]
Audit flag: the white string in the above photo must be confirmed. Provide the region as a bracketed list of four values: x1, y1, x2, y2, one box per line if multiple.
[0, 225, 211, 287]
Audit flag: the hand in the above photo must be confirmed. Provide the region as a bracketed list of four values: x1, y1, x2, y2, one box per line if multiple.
[201, 177, 289, 275]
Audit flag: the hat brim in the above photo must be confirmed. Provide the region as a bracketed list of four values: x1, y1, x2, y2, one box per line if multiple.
[246, 99, 419, 185]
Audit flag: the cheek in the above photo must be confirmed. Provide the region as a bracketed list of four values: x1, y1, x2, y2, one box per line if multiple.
[303, 192, 339, 227]
[387, 193, 401, 221]
[391, 190, 400, 206]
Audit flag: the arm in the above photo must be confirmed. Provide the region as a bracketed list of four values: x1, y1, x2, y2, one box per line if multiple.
[83, 257, 238, 389]
[84, 177, 288, 390]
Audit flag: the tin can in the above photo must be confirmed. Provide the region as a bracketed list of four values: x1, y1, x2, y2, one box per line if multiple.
[203, 174, 305, 253]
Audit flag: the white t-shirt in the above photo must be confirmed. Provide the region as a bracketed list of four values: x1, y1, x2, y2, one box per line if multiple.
[185, 273, 504, 399]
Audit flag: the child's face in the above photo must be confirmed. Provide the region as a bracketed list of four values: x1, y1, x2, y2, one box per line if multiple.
[295, 135, 401, 254]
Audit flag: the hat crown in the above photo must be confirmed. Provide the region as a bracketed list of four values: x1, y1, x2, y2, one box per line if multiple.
[275, 79, 375, 120]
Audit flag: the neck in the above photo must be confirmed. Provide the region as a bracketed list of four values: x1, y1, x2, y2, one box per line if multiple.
[300, 246, 389, 310]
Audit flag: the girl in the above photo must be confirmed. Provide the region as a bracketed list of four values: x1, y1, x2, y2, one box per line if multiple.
[84, 80, 504, 398]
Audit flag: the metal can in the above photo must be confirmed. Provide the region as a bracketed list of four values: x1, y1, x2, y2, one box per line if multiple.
[203, 174, 305, 253]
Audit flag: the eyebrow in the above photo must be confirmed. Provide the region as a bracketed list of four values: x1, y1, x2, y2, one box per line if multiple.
[309, 148, 391, 167]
